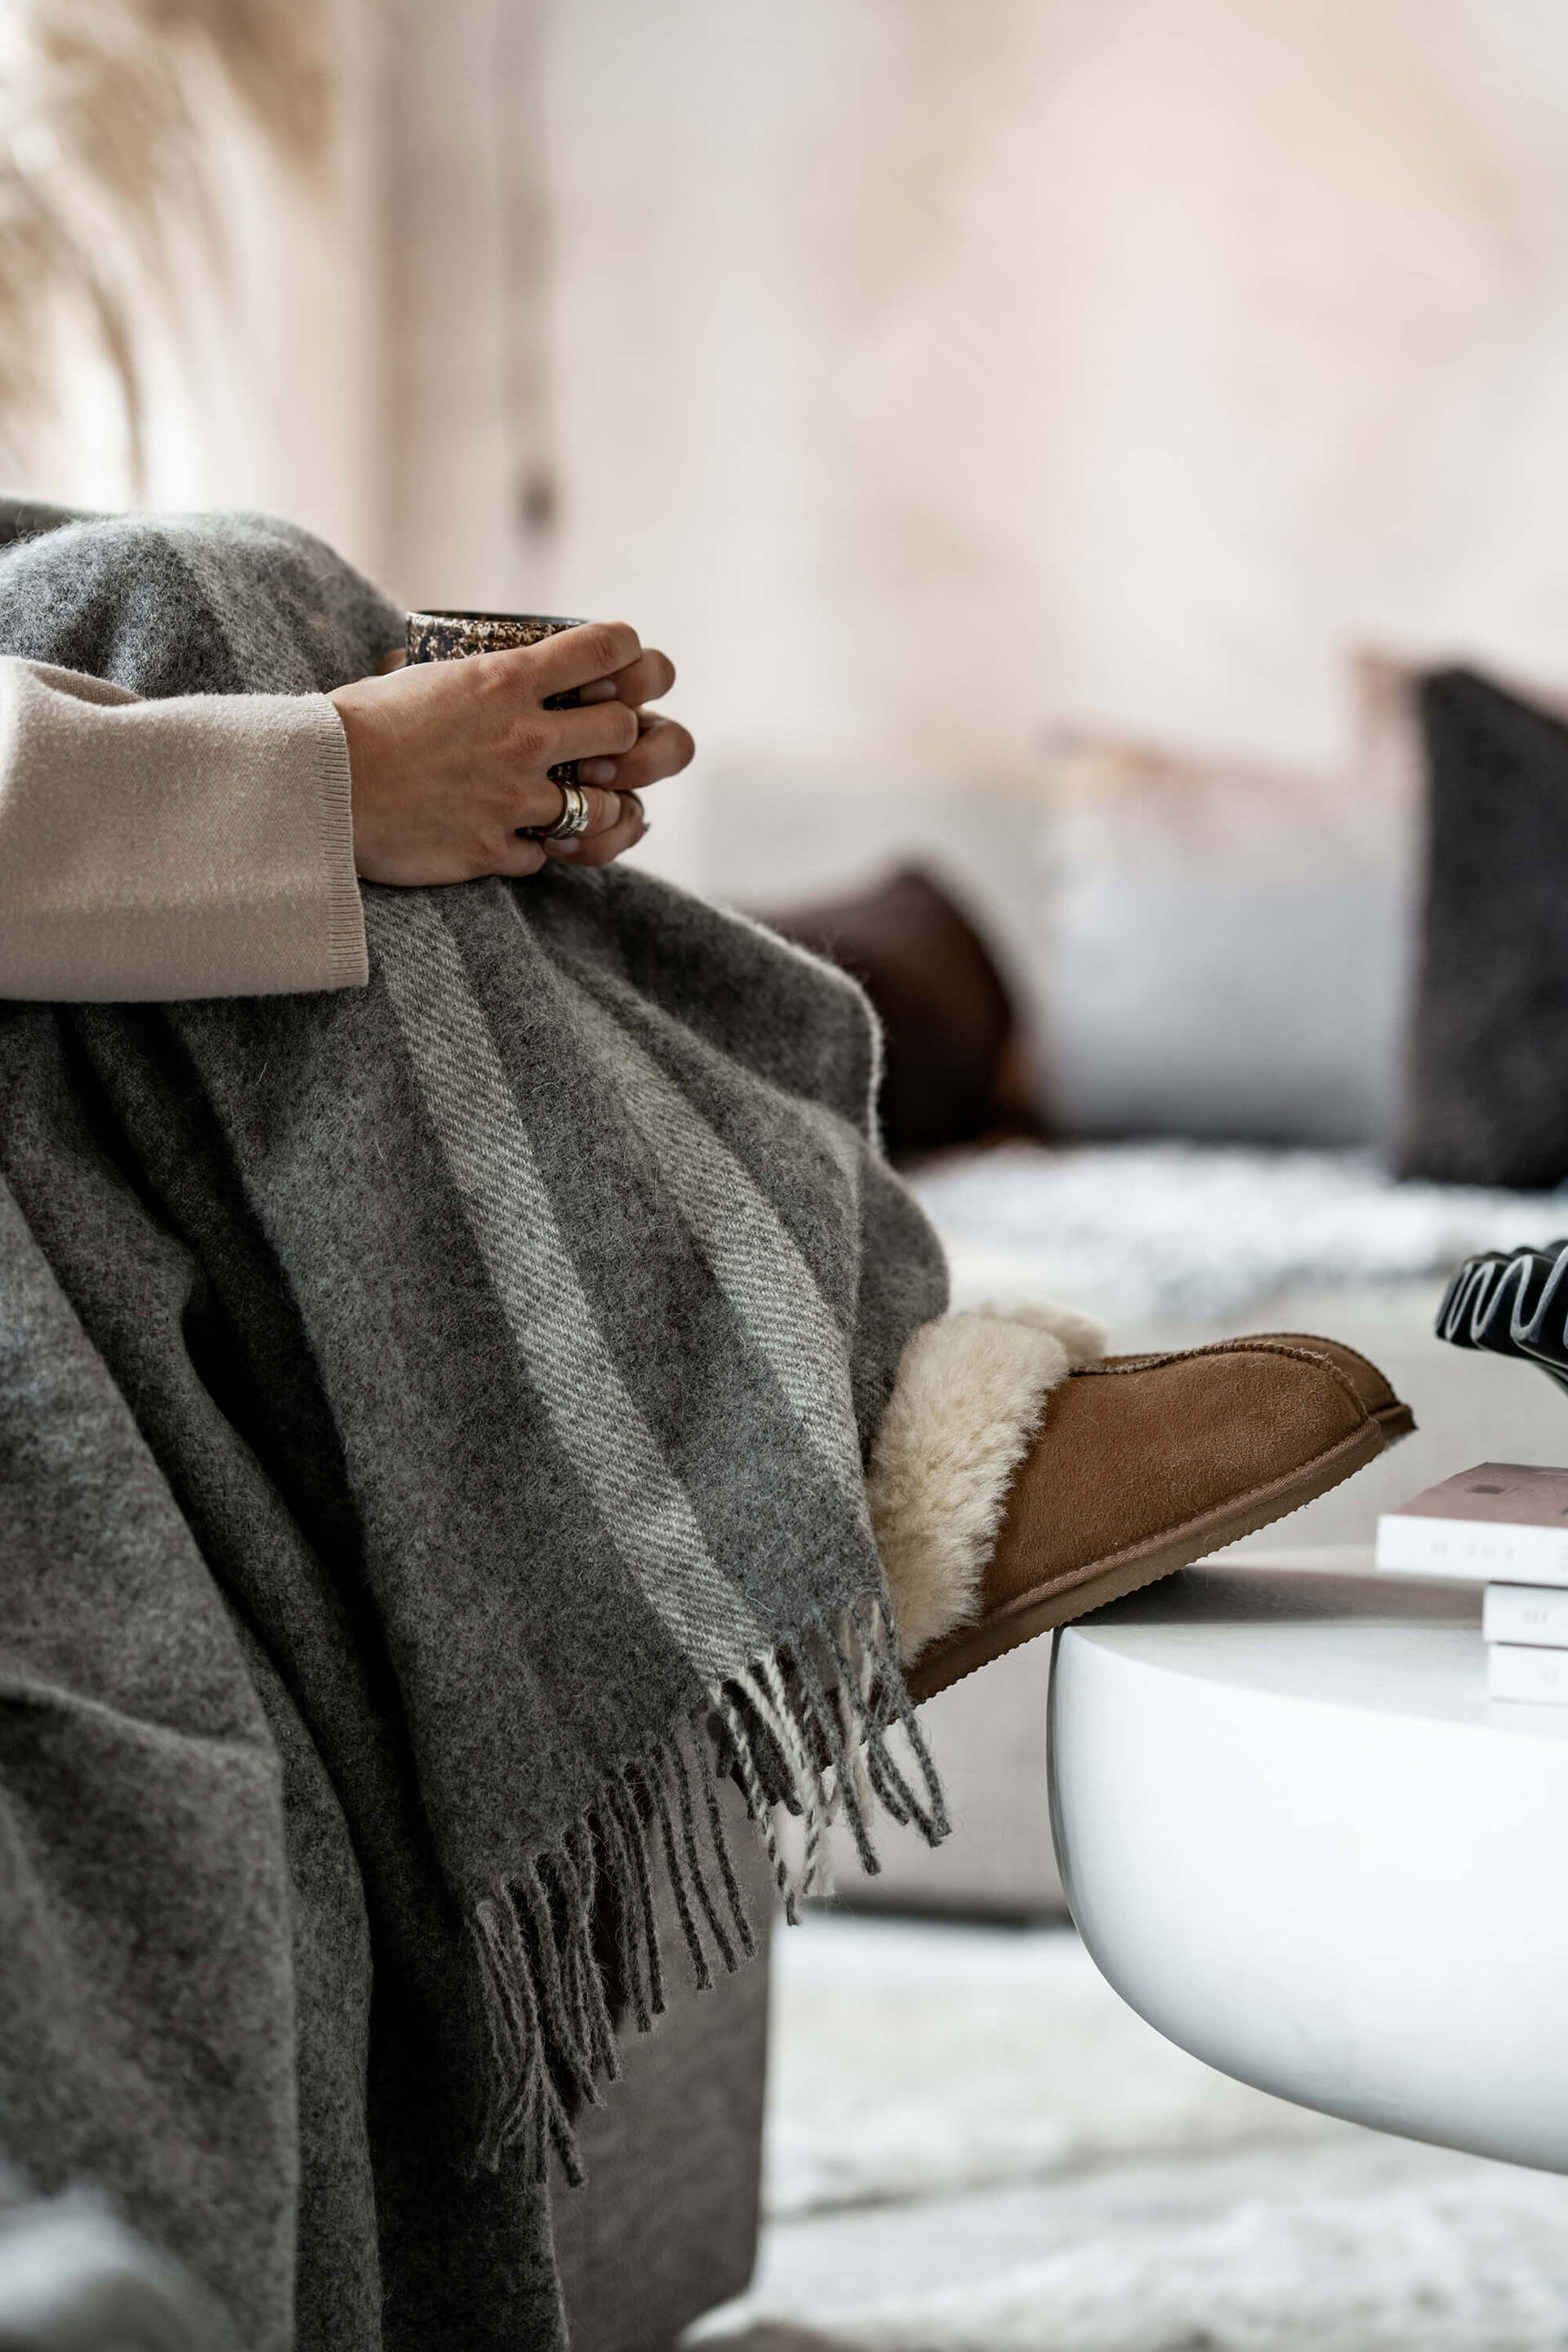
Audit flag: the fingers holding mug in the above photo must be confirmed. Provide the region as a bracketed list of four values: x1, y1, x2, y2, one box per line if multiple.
[541, 696, 639, 791]
[599, 646, 676, 710]
[525, 620, 643, 706]
[600, 714, 694, 797]
[337, 608, 673, 886]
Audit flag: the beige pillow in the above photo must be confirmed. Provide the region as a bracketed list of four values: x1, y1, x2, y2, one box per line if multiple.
[1035, 693, 1419, 1145]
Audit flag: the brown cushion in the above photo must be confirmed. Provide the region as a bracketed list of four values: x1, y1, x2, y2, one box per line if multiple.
[754, 865, 1028, 1158]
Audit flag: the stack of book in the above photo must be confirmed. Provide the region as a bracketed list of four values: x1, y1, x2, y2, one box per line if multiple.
[1376, 1463, 1568, 1704]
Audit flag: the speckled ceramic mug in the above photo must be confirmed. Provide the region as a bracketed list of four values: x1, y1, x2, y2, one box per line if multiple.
[405, 608, 586, 666]
[406, 608, 591, 784]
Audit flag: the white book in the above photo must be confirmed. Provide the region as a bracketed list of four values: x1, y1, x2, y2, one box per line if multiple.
[1488, 1644, 1568, 1705]
[1484, 1584, 1568, 1649]
[1376, 1463, 1568, 1584]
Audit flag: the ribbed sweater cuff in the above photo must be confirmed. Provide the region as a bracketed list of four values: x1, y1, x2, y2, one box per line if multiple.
[306, 698, 369, 988]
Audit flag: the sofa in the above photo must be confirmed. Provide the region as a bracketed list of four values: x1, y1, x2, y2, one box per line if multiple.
[544, 1797, 773, 2351]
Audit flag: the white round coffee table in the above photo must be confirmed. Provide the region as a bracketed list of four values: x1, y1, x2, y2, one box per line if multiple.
[1048, 1548, 1568, 2172]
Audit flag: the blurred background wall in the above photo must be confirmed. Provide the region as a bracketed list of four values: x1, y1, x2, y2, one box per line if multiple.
[11, 0, 1568, 896]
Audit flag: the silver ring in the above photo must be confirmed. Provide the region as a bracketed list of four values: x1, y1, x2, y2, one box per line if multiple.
[539, 781, 591, 840]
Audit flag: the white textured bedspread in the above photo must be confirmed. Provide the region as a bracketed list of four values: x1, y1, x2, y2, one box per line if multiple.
[912, 1140, 1568, 1325]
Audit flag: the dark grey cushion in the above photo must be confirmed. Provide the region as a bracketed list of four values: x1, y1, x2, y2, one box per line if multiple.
[1396, 667, 1568, 1187]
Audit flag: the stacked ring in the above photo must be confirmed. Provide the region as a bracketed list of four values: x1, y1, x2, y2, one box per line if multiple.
[537, 781, 592, 840]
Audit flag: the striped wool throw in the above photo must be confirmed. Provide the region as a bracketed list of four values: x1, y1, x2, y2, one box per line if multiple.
[0, 504, 951, 2348]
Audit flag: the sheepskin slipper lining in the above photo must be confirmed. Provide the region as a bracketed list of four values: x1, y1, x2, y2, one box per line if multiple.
[870, 1302, 1107, 1665]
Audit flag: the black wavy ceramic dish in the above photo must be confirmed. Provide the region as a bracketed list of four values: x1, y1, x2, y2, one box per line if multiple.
[1437, 1241, 1568, 1396]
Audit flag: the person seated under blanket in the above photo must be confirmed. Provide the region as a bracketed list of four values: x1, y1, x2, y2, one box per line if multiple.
[0, 504, 1410, 2352]
[0, 577, 1414, 1704]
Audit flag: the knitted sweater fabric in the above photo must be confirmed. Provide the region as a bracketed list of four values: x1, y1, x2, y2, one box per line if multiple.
[0, 486, 365, 1000]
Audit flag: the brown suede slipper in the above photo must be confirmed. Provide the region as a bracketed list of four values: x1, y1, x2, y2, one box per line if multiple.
[905, 1339, 1396, 1704]
[1102, 1332, 1416, 1446]
[1246, 1333, 1416, 1444]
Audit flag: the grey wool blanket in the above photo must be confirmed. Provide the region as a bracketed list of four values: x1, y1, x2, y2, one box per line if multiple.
[0, 502, 950, 2351]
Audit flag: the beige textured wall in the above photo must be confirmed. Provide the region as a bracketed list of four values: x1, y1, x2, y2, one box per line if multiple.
[17, 0, 1568, 902]
[380, 0, 557, 612]
[533, 0, 1568, 892]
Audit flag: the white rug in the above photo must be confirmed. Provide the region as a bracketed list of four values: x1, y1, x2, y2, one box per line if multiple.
[691, 1914, 1568, 2352]
[912, 1142, 1568, 1325]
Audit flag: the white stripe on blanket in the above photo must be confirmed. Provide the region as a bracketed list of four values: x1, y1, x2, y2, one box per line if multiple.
[555, 969, 871, 1516]
[367, 891, 766, 1679]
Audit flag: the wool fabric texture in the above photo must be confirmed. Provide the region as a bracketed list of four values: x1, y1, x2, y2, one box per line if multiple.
[0, 501, 950, 2351]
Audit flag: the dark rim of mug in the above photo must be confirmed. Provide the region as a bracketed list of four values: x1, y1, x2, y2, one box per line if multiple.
[406, 609, 583, 631]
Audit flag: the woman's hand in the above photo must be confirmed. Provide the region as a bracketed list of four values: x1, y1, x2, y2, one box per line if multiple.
[329, 621, 694, 885]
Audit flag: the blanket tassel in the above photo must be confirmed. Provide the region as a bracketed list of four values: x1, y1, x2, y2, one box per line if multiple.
[472, 1588, 945, 2182]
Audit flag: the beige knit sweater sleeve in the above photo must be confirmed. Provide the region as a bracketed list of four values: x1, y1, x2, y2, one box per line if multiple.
[0, 657, 368, 1001]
